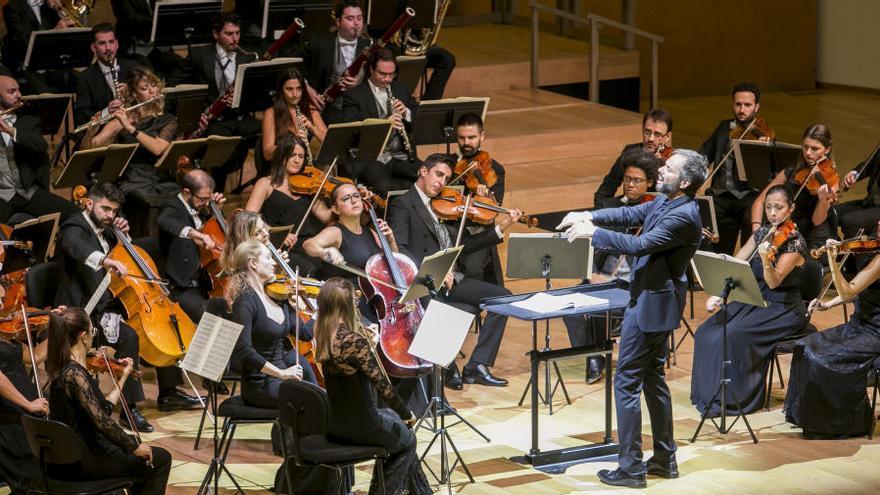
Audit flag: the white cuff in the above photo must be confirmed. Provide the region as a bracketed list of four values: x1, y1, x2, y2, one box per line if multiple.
[495, 226, 503, 238]
[85, 251, 105, 271]
[180, 226, 193, 239]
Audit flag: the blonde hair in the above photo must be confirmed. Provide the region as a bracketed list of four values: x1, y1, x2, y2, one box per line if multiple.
[314, 277, 362, 363]
[221, 211, 264, 274]
[224, 239, 267, 308]
[125, 66, 165, 119]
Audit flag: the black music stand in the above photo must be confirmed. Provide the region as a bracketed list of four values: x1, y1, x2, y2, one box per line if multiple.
[53, 144, 138, 189]
[0, 214, 59, 274]
[734, 139, 802, 190]
[396, 55, 427, 96]
[261, 1, 333, 40]
[151, 0, 223, 48]
[367, 0, 437, 30]
[232, 58, 303, 113]
[163, 84, 210, 138]
[315, 119, 393, 167]
[21, 93, 72, 136]
[23, 28, 93, 71]
[410, 98, 490, 152]
[155, 136, 240, 173]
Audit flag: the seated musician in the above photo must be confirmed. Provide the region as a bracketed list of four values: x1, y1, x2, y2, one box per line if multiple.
[83, 66, 179, 237]
[387, 153, 522, 389]
[1, 0, 75, 93]
[262, 69, 328, 163]
[74, 24, 139, 127]
[836, 145, 880, 257]
[751, 124, 837, 252]
[167, 12, 261, 190]
[699, 82, 774, 255]
[157, 168, 225, 323]
[245, 135, 331, 276]
[594, 108, 672, 209]
[46, 307, 172, 494]
[786, 229, 880, 438]
[342, 48, 420, 197]
[0, 75, 78, 224]
[220, 210, 271, 274]
[60, 183, 202, 429]
[692, 184, 808, 417]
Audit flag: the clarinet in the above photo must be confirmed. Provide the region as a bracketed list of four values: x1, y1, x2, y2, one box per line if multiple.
[385, 86, 416, 163]
[293, 105, 314, 165]
[109, 60, 119, 100]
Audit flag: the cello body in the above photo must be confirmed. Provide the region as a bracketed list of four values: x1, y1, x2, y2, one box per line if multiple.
[198, 210, 227, 298]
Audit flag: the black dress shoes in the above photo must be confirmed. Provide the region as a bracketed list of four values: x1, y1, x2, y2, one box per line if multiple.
[586, 355, 606, 384]
[157, 389, 205, 412]
[646, 457, 679, 479]
[444, 363, 463, 390]
[125, 406, 154, 433]
[462, 364, 508, 387]
[597, 468, 647, 488]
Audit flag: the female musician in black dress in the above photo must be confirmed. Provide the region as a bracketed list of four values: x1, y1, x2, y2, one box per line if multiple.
[692, 184, 808, 416]
[261, 68, 327, 161]
[314, 277, 430, 495]
[785, 231, 880, 438]
[46, 307, 171, 495]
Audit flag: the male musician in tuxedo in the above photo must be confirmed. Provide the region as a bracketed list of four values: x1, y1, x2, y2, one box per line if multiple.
[157, 168, 224, 322]
[74, 24, 139, 126]
[60, 183, 203, 431]
[388, 153, 523, 389]
[167, 13, 260, 189]
[699, 82, 772, 255]
[342, 48, 420, 197]
[559, 149, 707, 488]
[837, 151, 880, 269]
[594, 108, 672, 209]
[0, 75, 78, 224]
[1, 0, 75, 92]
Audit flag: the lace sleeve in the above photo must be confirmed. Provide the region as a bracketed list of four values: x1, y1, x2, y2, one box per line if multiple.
[61, 365, 139, 453]
[782, 232, 807, 255]
[338, 326, 410, 419]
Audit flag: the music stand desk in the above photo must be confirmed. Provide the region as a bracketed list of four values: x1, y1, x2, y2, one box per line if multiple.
[481, 281, 629, 473]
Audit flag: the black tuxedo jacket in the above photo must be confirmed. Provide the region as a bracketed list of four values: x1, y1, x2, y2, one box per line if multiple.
[1, 0, 61, 72]
[168, 43, 258, 103]
[698, 119, 754, 192]
[74, 58, 139, 126]
[111, 0, 153, 53]
[387, 187, 502, 267]
[12, 114, 49, 189]
[157, 197, 205, 289]
[300, 32, 372, 94]
[60, 213, 118, 312]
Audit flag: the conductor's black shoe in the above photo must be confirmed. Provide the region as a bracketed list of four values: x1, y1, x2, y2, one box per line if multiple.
[597, 468, 647, 488]
[646, 457, 679, 479]
[157, 389, 204, 412]
[462, 364, 508, 387]
[125, 406, 154, 433]
[444, 363, 463, 390]
[586, 356, 606, 384]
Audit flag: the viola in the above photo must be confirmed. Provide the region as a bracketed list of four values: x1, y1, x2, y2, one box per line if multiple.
[0, 308, 49, 339]
[288, 165, 355, 198]
[264, 274, 323, 301]
[0, 224, 32, 313]
[655, 145, 674, 161]
[453, 151, 498, 195]
[86, 351, 142, 379]
[729, 116, 775, 142]
[199, 200, 228, 298]
[430, 187, 538, 227]
[810, 236, 880, 259]
[764, 219, 798, 263]
[792, 156, 840, 198]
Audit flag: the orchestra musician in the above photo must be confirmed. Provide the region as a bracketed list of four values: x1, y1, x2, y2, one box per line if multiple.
[787, 230, 880, 438]
[751, 124, 837, 251]
[1, 0, 75, 93]
[342, 48, 420, 197]
[46, 307, 172, 495]
[692, 184, 808, 417]
[835, 146, 880, 262]
[59, 183, 203, 431]
[74, 24, 138, 127]
[387, 153, 523, 389]
[594, 108, 671, 209]
[559, 149, 707, 488]
[0, 75, 78, 224]
[157, 168, 225, 322]
[699, 82, 773, 255]
[314, 277, 431, 495]
[167, 12, 261, 189]
[220, 210, 272, 275]
[261, 69, 328, 163]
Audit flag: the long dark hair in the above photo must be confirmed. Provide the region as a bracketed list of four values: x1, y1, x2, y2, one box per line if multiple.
[45, 308, 92, 381]
[272, 69, 312, 145]
[269, 133, 309, 187]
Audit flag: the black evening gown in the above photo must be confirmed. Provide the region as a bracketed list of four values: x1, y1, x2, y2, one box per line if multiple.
[784, 283, 880, 438]
[691, 227, 809, 416]
[260, 188, 324, 276]
[0, 340, 40, 493]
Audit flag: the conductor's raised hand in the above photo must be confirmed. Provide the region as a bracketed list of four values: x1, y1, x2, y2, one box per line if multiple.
[564, 221, 596, 242]
[556, 210, 592, 230]
[705, 295, 722, 313]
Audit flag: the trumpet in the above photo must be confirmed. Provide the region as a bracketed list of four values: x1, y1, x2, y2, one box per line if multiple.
[385, 86, 416, 163]
[73, 95, 164, 134]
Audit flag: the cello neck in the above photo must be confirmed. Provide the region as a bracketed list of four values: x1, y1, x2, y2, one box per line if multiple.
[365, 203, 407, 291]
[209, 201, 227, 234]
[112, 227, 164, 287]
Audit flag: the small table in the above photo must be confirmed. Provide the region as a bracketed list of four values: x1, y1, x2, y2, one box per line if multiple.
[481, 281, 630, 473]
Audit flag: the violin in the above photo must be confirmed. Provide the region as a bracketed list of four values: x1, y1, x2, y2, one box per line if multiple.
[655, 144, 674, 161]
[762, 219, 798, 263]
[86, 351, 142, 379]
[0, 308, 49, 338]
[453, 151, 497, 195]
[288, 165, 355, 198]
[729, 116, 775, 142]
[264, 275, 323, 301]
[430, 187, 538, 227]
[810, 236, 880, 259]
[792, 155, 839, 198]
[0, 224, 33, 313]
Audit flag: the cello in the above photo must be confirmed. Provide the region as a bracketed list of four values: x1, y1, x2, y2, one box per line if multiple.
[361, 200, 431, 377]
[199, 199, 228, 298]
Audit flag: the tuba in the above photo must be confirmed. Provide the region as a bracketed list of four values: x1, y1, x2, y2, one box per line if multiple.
[394, 0, 450, 56]
[57, 0, 95, 28]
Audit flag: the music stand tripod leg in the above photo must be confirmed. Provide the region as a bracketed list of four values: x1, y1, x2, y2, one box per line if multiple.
[197, 382, 245, 495]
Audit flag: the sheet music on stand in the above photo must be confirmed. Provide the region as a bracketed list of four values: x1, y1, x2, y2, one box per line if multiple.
[510, 292, 608, 313]
[22, 93, 73, 136]
[408, 300, 473, 368]
[179, 313, 244, 383]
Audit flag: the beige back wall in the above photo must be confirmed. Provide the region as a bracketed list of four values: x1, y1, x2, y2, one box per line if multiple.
[816, 0, 880, 89]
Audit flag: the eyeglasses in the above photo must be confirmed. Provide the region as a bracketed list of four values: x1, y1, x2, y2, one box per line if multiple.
[340, 193, 362, 203]
[192, 193, 212, 202]
[622, 176, 646, 185]
[642, 129, 669, 139]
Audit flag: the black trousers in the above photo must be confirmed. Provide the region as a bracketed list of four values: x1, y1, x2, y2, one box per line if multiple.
[423, 46, 456, 100]
[709, 190, 757, 255]
[204, 116, 261, 189]
[52, 445, 172, 495]
[241, 351, 318, 408]
[0, 189, 79, 224]
[341, 158, 421, 198]
[446, 277, 510, 367]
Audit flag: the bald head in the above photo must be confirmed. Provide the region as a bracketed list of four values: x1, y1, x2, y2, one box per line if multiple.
[181, 168, 215, 194]
[0, 76, 20, 110]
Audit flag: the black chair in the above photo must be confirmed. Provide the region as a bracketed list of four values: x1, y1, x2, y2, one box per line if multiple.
[870, 356, 880, 440]
[25, 261, 61, 308]
[277, 381, 388, 495]
[764, 257, 823, 410]
[20, 415, 134, 495]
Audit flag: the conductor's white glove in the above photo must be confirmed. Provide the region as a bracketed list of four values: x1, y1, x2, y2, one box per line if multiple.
[556, 210, 593, 230]
[565, 221, 597, 242]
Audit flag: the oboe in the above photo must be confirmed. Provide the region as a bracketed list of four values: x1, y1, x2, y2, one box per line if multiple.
[385, 85, 416, 162]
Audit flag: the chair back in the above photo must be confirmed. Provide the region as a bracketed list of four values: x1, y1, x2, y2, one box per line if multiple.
[25, 261, 61, 308]
[20, 415, 83, 490]
[277, 381, 329, 459]
[800, 258, 824, 302]
[203, 297, 231, 319]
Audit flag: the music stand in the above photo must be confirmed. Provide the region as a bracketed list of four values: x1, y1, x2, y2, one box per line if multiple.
[396, 55, 427, 97]
[734, 139, 802, 190]
[690, 250, 765, 443]
[21, 93, 72, 136]
[315, 119, 393, 167]
[53, 144, 138, 189]
[23, 28, 93, 71]
[366, 0, 437, 29]
[231, 58, 303, 112]
[261, 1, 333, 40]
[0, 214, 59, 274]
[151, 0, 223, 47]
[155, 136, 240, 173]
[162, 84, 209, 138]
[410, 97, 490, 152]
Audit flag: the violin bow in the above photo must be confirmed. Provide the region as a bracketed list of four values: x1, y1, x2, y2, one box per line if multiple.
[291, 158, 338, 246]
[807, 228, 866, 316]
[701, 117, 760, 191]
[98, 346, 143, 445]
[448, 161, 477, 187]
[331, 261, 407, 293]
[20, 303, 42, 400]
[792, 155, 830, 202]
[844, 140, 880, 191]
[453, 194, 473, 248]
[747, 214, 794, 263]
[294, 268, 300, 367]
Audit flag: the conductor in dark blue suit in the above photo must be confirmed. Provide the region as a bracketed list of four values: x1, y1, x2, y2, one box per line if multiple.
[558, 149, 707, 488]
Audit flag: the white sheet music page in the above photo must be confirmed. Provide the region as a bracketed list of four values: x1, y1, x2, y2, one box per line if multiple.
[511, 292, 608, 313]
[179, 313, 243, 383]
[408, 301, 474, 368]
